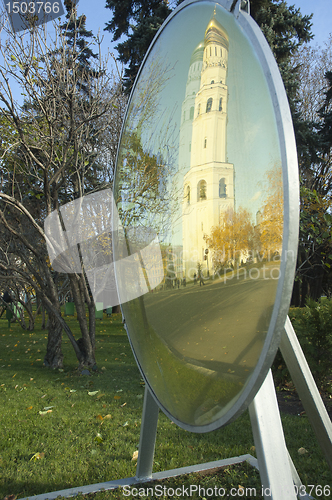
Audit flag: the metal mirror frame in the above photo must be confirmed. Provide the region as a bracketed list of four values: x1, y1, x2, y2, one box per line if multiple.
[113, 0, 299, 432]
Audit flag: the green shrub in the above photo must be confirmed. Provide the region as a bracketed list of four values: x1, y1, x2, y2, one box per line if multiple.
[273, 297, 332, 392]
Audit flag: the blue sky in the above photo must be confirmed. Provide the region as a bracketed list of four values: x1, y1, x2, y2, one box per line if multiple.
[79, 0, 331, 59]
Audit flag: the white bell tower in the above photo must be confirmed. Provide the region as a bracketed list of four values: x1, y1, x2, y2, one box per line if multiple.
[182, 12, 234, 278]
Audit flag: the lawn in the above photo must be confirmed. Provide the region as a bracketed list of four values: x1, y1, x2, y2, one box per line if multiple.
[0, 311, 331, 500]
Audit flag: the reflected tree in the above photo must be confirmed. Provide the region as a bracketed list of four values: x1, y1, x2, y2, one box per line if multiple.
[256, 165, 283, 259]
[205, 207, 255, 270]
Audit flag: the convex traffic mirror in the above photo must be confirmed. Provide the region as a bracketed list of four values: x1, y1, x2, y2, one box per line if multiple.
[113, 0, 299, 431]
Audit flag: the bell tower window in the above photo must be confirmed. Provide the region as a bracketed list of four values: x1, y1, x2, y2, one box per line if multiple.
[186, 185, 190, 204]
[219, 98, 223, 111]
[219, 178, 227, 198]
[206, 98, 213, 113]
[198, 180, 207, 201]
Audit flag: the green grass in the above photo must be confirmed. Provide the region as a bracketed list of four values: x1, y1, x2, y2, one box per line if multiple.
[0, 312, 331, 500]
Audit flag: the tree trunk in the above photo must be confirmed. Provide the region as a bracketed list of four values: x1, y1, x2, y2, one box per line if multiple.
[291, 278, 300, 307]
[41, 304, 46, 329]
[44, 310, 64, 368]
[69, 273, 96, 368]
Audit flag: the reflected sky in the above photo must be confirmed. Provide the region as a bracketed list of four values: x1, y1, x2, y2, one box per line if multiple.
[127, 3, 281, 239]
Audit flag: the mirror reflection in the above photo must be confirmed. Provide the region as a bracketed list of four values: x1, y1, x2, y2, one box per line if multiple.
[114, 3, 283, 427]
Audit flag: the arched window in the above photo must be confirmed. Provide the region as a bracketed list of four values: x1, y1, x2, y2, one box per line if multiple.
[206, 98, 213, 112]
[219, 178, 227, 198]
[197, 103, 201, 116]
[197, 180, 207, 201]
[204, 138, 207, 149]
[190, 106, 194, 120]
[186, 185, 190, 204]
[219, 97, 222, 111]
[215, 46, 217, 56]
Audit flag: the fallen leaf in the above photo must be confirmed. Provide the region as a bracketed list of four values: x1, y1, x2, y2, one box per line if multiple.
[39, 410, 52, 415]
[132, 450, 138, 461]
[298, 447, 308, 455]
[96, 414, 103, 421]
[94, 433, 103, 443]
[70, 389, 77, 393]
[103, 414, 112, 420]
[96, 393, 105, 399]
[114, 395, 121, 400]
[123, 421, 129, 427]
[120, 402, 127, 407]
[30, 452, 45, 461]
[27, 406, 33, 410]
[43, 406, 54, 410]
[88, 390, 99, 396]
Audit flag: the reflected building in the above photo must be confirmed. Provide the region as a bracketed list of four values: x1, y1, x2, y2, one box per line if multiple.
[182, 13, 234, 278]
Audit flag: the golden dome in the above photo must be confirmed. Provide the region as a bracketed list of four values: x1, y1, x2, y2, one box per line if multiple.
[190, 40, 204, 65]
[204, 14, 229, 50]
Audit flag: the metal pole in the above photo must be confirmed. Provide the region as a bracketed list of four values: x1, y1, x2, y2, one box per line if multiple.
[135, 385, 159, 481]
[280, 316, 332, 471]
[249, 369, 297, 499]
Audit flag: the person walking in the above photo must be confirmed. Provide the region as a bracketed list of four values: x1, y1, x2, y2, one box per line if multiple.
[199, 271, 205, 286]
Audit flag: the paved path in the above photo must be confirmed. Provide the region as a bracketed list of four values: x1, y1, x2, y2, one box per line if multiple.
[144, 262, 279, 375]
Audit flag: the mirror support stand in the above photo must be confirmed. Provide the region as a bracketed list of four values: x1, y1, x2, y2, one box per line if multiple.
[248, 369, 297, 499]
[136, 385, 159, 481]
[280, 316, 332, 471]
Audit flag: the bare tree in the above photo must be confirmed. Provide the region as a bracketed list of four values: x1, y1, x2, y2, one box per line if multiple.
[0, 11, 124, 368]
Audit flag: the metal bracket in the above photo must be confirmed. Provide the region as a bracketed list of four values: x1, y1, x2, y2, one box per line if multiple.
[280, 316, 332, 471]
[230, 0, 250, 15]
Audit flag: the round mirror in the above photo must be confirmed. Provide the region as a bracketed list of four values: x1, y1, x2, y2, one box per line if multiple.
[113, 0, 298, 431]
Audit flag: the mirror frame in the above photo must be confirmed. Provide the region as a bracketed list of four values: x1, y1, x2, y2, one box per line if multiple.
[113, 0, 299, 432]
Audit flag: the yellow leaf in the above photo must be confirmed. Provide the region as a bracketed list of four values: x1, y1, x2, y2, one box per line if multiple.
[96, 414, 103, 421]
[114, 395, 121, 400]
[94, 433, 103, 443]
[88, 391, 99, 396]
[27, 406, 33, 410]
[96, 393, 105, 399]
[132, 450, 139, 461]
[103, 414, 112, 420]
[30, 452, 45, 461]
